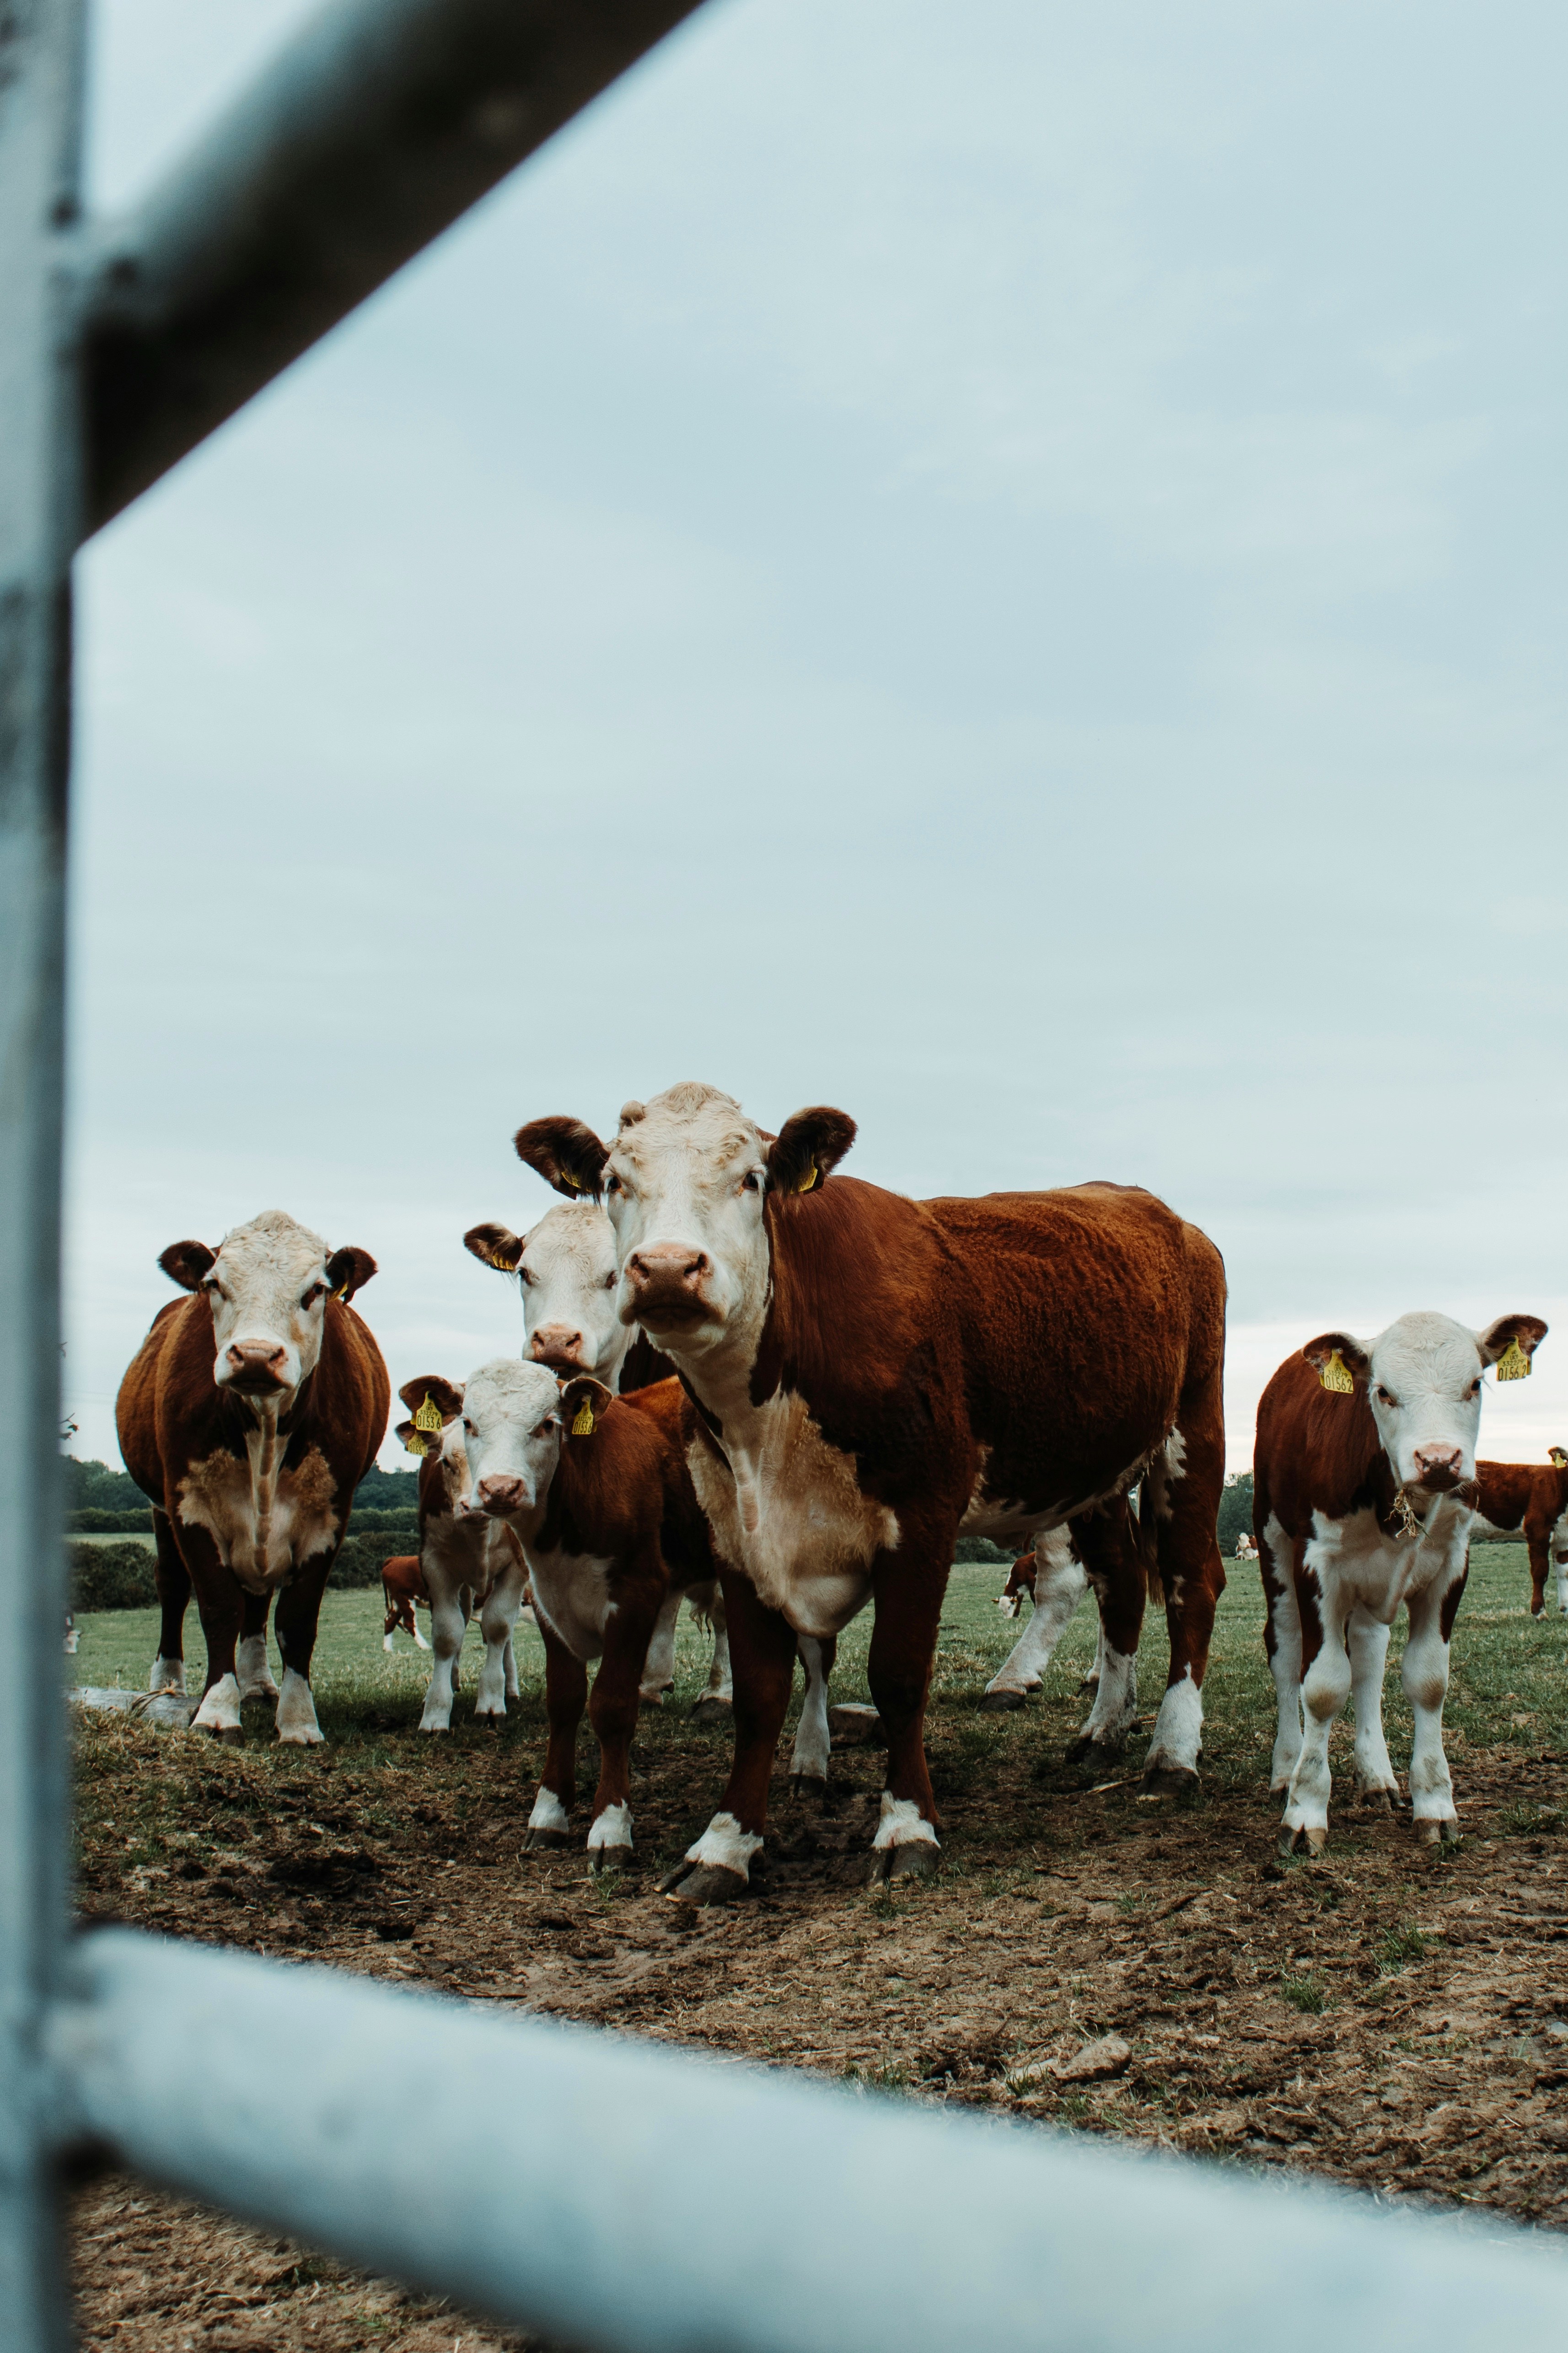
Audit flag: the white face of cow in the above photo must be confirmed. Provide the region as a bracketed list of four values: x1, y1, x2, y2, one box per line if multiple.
[197, 1211, 336, 1401]
[603, 1085, 773, 1361]
[1305, 1310, 1547, 1495]
[439, 1360, 570, 1522]
[518, 1205, 626, 1378]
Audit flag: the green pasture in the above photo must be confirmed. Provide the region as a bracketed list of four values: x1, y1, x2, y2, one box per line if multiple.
[67, 1546, 1568, 1831]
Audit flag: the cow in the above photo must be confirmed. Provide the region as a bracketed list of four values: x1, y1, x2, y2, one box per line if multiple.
[1234, 1532, 1258, 1561]
[400, 1358, 716, 1869]
[381, 1554, 432, 1651]
[982, 1525, 1117, 1721]
[1471, 1453, 1568, 1617]
[1255, 1309, 1548, 1853]
[995, 1557, 1033, 1619]
[115, 1210, 389, 1743]
[513, 1083, 1228, 1901]
[396, 1382, 530, 1729]
[466, 1196, 835, 1771]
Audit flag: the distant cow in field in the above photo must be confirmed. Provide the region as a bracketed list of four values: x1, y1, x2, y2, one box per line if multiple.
[381, 1554, 431, 1651]
[1471, 1453, 1568, 1616]
[116, 1210, 389, 1743]
[1255, 1310, 1547, 1852]
[984, 1529, 1117, 1719]
[515, 1083, 1228, 1901]
[467, 1185, 833, 1771]
[400, 1359, 715, 1870]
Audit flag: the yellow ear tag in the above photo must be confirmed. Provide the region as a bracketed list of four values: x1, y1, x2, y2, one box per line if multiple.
[403, 1431, 429, 1459]
[1550, 1447, 1568, 1469]
[1495, 1337, 1531, 1382]
[1320, 1349, 1355, 1395]
[561, 1172, 582, 1192]
[571, 1397, 596, 1438]
[332, 1283, 350, 1304]
[795, 1163, 818, 1195]
[413, 1394, 445, 1436]
[491, 1248, 520, 1272]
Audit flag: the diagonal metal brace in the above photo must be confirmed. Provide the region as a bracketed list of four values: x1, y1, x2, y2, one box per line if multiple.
[76, 0, 709, 536]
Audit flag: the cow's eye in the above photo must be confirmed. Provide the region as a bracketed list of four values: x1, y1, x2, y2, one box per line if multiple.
[741, 1170, 761, 1193]
[518, 1266, 533, 1287]
[605, 1171, 622, 1195]
[1375, 1385, 1397, 1407]
[603, 1272, 616, 1289]
[536, 1420, 556, 1438]
[1467, 1378, 1481, 1399]
[301, 1282, 326, 1308]
[463, 1418, 475, 1435]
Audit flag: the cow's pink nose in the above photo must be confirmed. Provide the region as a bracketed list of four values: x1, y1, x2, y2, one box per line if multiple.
[477, 1473, 529, 1513]
[626, 1245, 709, 1291]
[1413, 1444, 1463, 1487]
[530, 1324, 586, 1369]
[225, 1341, 288, 1385]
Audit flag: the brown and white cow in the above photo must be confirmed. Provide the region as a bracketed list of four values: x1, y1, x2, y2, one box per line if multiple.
[515, 1083, 1228, 1900]
[381, 1554, 432, 1651]
[983, 1525, 1120, 1723]
[401, 1358, 715, 1868]
[116, 1211, 389, 1743]
[397, 1381, 529, 1730]
[1255, 1310, 1548, 1852]
[467, 1196, 834, 1768]
[1471, 1453, 1568, 1617]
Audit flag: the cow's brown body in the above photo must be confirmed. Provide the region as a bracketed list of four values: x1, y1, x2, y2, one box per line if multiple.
[118, 1287, 388, 1739]
[1474, 1458, 1568, 1616]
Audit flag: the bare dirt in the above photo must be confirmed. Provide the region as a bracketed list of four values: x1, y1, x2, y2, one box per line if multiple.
[67, 1558, 1568, 2348]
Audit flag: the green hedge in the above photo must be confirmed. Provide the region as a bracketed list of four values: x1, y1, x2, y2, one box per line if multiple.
[69, 1541, 158, 1613]
[68, 1508, 154, 1534]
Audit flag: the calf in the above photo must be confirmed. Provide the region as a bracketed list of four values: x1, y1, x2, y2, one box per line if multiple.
[381, 1554, 431, 1651]
[397, 1383, 528, 1728]
[1256, 1310, 1547, 1852]
[116, 1211, 389, 1743]
[402, 1359, 716, 1868]
[467, 1195, 832, 1767]
[1472, 1454, 1568, 1617]
[516, 1084, 1227, 1899]
[983, 1524, 1122, 1724]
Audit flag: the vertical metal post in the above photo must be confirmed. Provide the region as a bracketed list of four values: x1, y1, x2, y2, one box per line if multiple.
[0, 2, 84, 2346]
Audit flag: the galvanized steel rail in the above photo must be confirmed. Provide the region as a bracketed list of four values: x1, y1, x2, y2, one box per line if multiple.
[4, 3, 1568, 2348]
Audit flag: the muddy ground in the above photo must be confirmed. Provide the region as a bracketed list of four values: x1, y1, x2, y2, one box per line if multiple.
[68, 1555, 1568, 2348]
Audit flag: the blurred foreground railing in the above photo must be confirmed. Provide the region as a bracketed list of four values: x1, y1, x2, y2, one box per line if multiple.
[4, 2, 1568, 2348]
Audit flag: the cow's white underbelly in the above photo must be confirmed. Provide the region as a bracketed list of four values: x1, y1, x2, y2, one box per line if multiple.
[1305, 1498, 1471, 1622]
[526, 1549, 615, 1661]
[956, 1441, 1155, 1545]
[176, 1443, 339, 1593]
[687, 1391, 896, 1640]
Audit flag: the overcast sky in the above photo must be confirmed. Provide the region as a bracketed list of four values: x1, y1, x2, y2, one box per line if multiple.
[65, 0, 1568, 1474]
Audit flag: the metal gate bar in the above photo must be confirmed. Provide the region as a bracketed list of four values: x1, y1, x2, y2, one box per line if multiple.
[5, 3, 1568, 2348]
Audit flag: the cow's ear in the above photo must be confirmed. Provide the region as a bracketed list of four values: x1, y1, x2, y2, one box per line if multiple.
[396, 1373, 464, 1421]
[1301, 1332, 1369, 1394]
[767, 1106, 857, 1197]
[558, 1374, 615, 1438]
[514, 1117, 609, 1202]
[326, 1246, 377, 1305]
[159, 1240, 215, 1292]
[1478, 1314, 1548, 1380]
[464, 1222, 524, 1274]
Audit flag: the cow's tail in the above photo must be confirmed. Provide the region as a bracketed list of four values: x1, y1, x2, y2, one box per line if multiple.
[1135, 1485, 1165, 1610]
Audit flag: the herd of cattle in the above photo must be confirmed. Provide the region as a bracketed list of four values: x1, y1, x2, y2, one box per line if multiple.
[112, 1080, 1561, 1892]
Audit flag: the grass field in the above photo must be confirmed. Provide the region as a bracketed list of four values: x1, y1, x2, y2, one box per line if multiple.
[69, 1541, 1568, 1799]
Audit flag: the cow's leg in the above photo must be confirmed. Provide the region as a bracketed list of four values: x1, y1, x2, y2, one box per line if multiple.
[1281, 1574, 1347, 1855]
[865, 1532, 953, 1885]
[524, 1622, 588, 1851]
[418, 1558, 468, 1733]
[665, 1570, 797, 1905]
[184, 1533, 246, 1741]
[1525, 1513, 1549, 1618]
[236, 1588, 279, 1702]
[585, 1583, 661, 1872]
[1346, 1605, 1397, 1804]
[692, 1583, 733, 1722]
[149, 1510, 192, 1695]
[1143, 1352, 1227, 1792]
[1067, 1508, 1144, 1758]
[638, 1588, 682, 1706]
[502, 1627, 517, 1690]
[475, 1549, 526, 1720]
[1259, 1508, 1304, 1793]
[1403, 1565, 1465, 1845]
[788, 1634, 837, 1793]
[981, 1526, 1086, 1711]
[1081, 1620, 1104, 1691]
[1557, 1516, 1568, 1617]
[272, 1559, 331, 1745]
